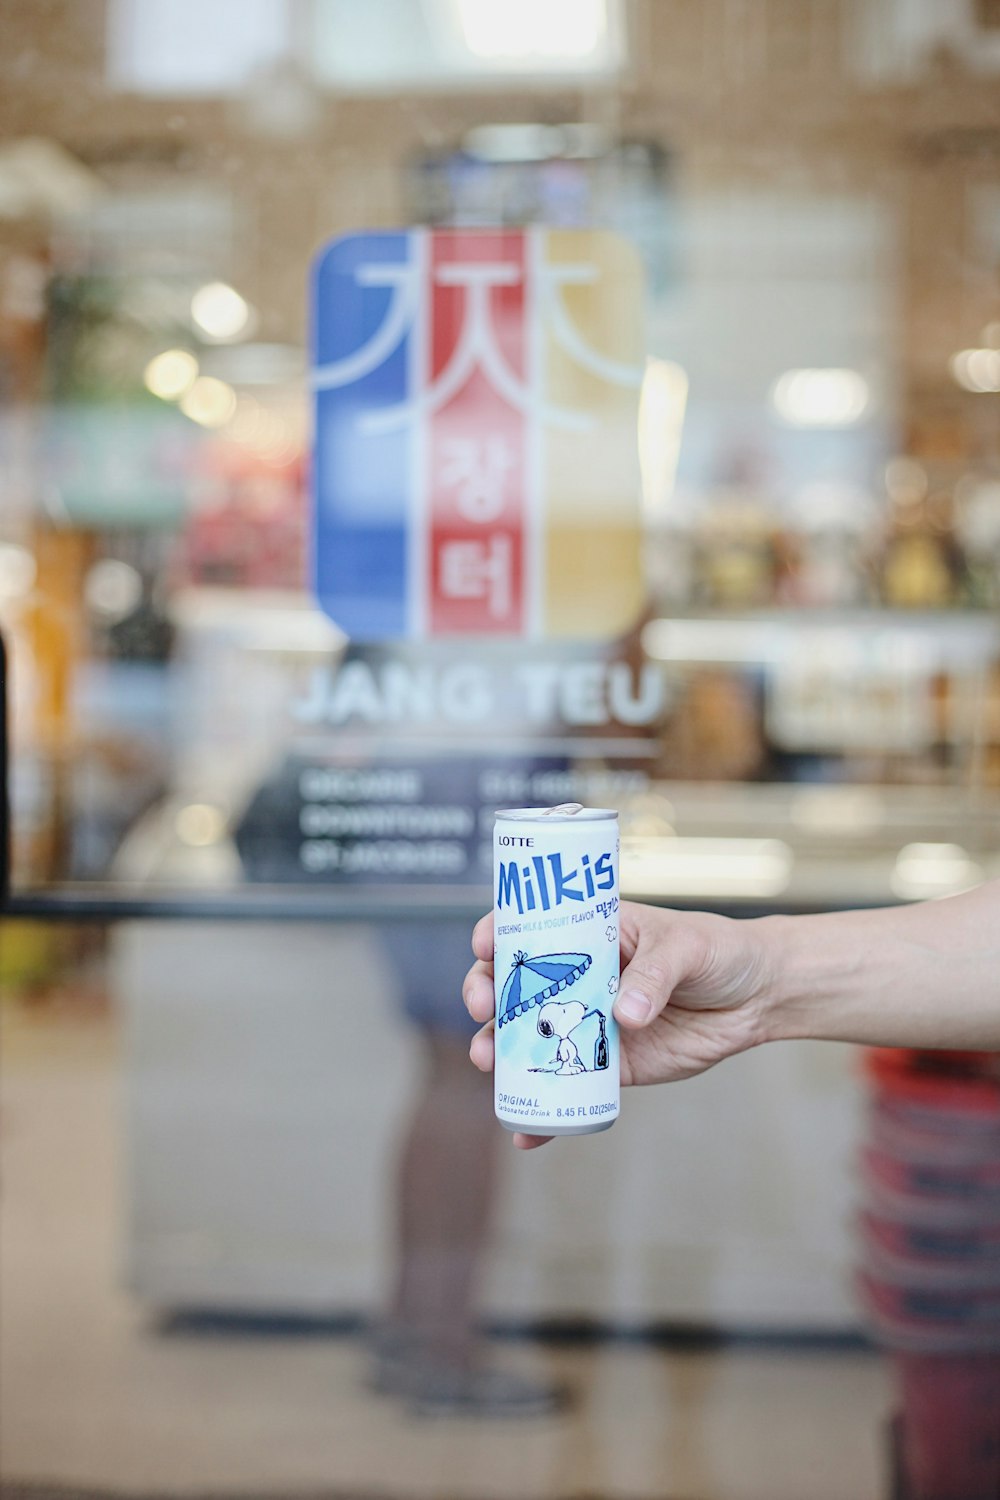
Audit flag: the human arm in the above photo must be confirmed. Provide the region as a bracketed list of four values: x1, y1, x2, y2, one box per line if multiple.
[462, 882, 1000, 1148]
[756, 878, 1000, 1052]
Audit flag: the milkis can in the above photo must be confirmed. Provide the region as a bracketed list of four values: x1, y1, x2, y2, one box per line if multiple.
[493, 804, 620, 1136]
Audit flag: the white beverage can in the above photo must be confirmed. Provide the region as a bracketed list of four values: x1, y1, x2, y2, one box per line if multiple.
[493, 804, 620, 1136]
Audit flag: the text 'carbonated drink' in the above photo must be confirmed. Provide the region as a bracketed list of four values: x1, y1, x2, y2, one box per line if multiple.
[493, 805, 620, 1136]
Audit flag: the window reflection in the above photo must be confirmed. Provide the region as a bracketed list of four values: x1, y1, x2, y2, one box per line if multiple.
[2, 2, 1000, 1496]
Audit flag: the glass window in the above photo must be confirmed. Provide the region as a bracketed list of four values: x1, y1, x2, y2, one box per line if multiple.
[2, 5, 1000, 1496]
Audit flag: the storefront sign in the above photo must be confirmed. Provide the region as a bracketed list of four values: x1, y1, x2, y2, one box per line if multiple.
[311, 228, 645, 641]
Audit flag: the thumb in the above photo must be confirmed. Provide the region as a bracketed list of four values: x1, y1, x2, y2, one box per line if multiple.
[613, 919, 704, 1029]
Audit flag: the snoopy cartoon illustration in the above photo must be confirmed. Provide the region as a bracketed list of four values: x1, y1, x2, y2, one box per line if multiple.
[535, 999, 589, 1075]
[497, 949, 610, 1075]
[533, 997, 610, 1075]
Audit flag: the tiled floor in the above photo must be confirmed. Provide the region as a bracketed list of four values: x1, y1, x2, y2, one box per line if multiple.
[0, 997, 890, 1499]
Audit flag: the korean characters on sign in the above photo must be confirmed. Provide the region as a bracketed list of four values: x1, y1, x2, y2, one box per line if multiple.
[311, 229, 646, 642]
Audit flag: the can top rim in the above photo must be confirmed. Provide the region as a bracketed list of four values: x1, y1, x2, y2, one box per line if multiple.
[496, 805, 619, 823]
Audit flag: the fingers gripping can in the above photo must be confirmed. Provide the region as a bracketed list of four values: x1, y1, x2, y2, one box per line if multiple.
[493, 805, 620, 1136]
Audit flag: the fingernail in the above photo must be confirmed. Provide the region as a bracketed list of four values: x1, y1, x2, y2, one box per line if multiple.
[615, 991, 652, 1024]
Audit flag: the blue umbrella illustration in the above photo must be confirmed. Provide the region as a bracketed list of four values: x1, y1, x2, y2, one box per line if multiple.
[497, 950, 593, 1029]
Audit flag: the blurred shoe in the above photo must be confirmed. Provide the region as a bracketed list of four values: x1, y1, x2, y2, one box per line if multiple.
[369, 1335, 569, 1417]
[409, 1361, 570, 1418]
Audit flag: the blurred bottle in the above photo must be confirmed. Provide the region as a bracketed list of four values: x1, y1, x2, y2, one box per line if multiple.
[881, 491, 964, 610]
[955, 479, 1000, 610]
[696, 495, 777, 608]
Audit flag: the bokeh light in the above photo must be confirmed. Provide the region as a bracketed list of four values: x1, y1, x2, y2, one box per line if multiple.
[84, 559, 143, 621]
[175, 803, 227, 847]
[191, 281, 252, 342]
[180, 375, 238, 427]
[950, 348, 1000, 394]
[0, 543, 38, 601]
[771, 368, 870, 428]
[457, 0, 607, 58]
[143, 348, 199, 401]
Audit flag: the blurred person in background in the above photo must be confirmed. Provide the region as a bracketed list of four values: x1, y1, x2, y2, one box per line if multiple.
[235, 705, 569, 1415]
[372, 914, 565, 1416]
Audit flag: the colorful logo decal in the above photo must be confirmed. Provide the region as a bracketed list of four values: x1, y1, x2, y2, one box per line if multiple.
[311, 229, 645, 641]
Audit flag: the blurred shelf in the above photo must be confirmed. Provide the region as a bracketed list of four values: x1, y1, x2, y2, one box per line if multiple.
[2, 883, 492, 923]
[652, 608, 1000, 625]
[643, 610, 1000, 666]
[6, 784, 997, 922]
[2, 879, 884, 922]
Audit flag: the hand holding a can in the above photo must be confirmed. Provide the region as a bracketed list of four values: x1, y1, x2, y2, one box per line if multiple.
[466, 879, 1000, 1148]
[465, 899, 773, 1148]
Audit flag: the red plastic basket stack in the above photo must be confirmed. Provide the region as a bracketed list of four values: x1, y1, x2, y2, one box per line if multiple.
[859, 1049, 1000, 1500]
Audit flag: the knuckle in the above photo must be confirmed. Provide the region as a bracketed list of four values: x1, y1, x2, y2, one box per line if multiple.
[463, 969, 494, 1017]
[627, 954, 675, 995]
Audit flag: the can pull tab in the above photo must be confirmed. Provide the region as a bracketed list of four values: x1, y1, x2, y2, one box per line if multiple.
[541, 803, 584, 816]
